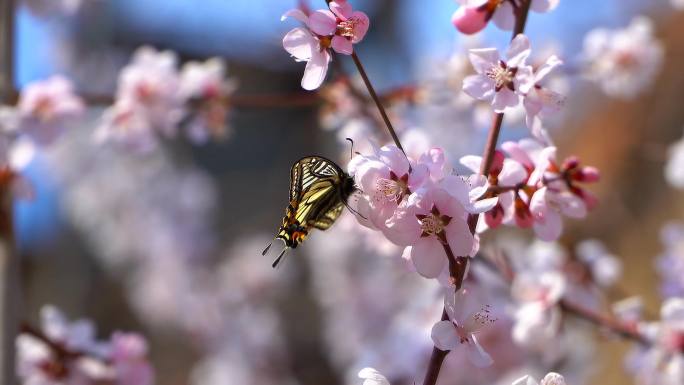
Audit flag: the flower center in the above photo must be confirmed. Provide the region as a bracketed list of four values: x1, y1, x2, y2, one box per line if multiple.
[337, 18, 360, 39]
[34, 97, 54, 122]
[376, 178, 403, 202]
[486, 60, 517, 92]
[416, 205, 451, 240]
[375, 172, 409, 204]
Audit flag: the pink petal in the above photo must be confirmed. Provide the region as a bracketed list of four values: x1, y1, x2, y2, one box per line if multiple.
[411, 238, 446, 278]
[506, 34, 531, 67]
[466, 335, 493, 367]
[383, 208, 421, 246]
[459, 155, 483, 173]
[491, 2, 515, 30]
[491, 88, 520, 112]
[281, 9, 309, 23]
[301, 50, 330, 90]
[451, 6, 488, 35]
[430, 320, 459, 350]
[499, 159, 528, 186]
[350, 11, 370, 43]
[468, 48, 500, 74]
[307, 10, 337, 36]
[330, 1, 352, 19]
[534, 55, 563, 83]
[444, 218, 475, 256]
[463, 75, 495, 101]
[378, 145, 410, 176]
[331, 36, 353, 55]
[514, 65, 535, 94]
[533, 210, 563, 241]
[283, 27, 316, 60]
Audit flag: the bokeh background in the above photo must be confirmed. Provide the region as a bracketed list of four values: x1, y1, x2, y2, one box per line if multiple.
[6, 0, 684, 384]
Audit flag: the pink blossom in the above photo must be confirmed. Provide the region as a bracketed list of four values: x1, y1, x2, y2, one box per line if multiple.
[115, 46, 184, 137]
[511, 271, 565, 348]
[529, 187, 586, 241]
[95, 98, 159, 152]
[452, 0, 560, 35]
[430, 287, 495, 367]
[15, 75, 84, 146]
[384, 187, 475, 278]
[462, 34, 535, 112]
[282, 2, 370, 90]
[179, 58, 237, 143]
[308, 1, 370, 55]
[349, 145, 428, 229]
[523, 55, 566, 139]
[583, 17, 664, 99]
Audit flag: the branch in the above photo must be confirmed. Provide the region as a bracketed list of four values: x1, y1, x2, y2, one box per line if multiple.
[422, 2, 533, 384]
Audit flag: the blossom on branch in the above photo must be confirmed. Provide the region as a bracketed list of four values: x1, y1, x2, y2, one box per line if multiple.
[431, 287, 495, 367]
[282, 1, 369, 90]
[582, 17, 664, 99]
[463, 34, 535, 113]
[16, 305, 154, 385]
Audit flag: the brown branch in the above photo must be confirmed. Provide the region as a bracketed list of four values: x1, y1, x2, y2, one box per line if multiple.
[422, 2, 533, 385]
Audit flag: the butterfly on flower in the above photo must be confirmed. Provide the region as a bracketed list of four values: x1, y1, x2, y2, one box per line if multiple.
[263, 156, 357, 267]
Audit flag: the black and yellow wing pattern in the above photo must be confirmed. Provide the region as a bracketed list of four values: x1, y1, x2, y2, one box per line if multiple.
[263, 156, 356, 267]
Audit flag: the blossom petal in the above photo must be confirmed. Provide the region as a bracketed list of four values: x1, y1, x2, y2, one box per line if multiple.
[283, 27, 316, 61]
[445, 218, 475, 256]
[506, 34, 532, 67]
[330, 1, 352, 19]
[466, 335, 493, 367]
[350, 11, 370, 43]
[281, 9, 309, 23]
[430, 320, 459, 350]
[468, 48, 500, 74]
[492, 88, 520, 112]
[301, 50, 330, 90]
[308, 10, 337, 36]
[463, 75, 495, 101]
[534, 55, 563, 83]
[411, 238, 446, 278]
[332, 36, 353, 55]
[491, 2, 515, 30]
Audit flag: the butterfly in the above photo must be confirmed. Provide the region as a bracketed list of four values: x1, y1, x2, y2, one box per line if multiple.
[263, 156, 357, 267]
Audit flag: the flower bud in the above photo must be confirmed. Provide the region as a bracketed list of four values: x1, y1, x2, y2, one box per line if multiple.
[576, 166, 600, 183]
[451, 6, 488, 35]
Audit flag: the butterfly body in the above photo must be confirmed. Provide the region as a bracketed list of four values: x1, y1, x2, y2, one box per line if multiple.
[265, 156, 356, 266]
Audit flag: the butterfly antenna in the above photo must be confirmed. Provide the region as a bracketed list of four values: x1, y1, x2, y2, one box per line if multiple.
[343, 200, 367, 220]
[272, 247, 289, 268]
[345, 137, 355, 161]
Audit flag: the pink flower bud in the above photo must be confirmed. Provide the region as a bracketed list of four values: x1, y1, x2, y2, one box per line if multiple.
[561, 156, 579, 171]
[576, 166, 600, 183]
[574, 187, 599, 210]
[451, 6, 488, 35]
[490, 150, 505, 175]
[485, 203, 504, 228]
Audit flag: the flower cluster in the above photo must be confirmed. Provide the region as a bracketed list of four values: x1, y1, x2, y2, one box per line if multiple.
[463, 138, 599, 241]
[17, 305, 154, 385]
[96, 47, 236, 151]
[282, 1, 369, 90]
[463, 34, 565, 140]
[350, 144, 496, 279]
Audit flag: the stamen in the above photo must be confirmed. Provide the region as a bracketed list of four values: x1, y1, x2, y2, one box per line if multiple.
[485, 60, 516, 92]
